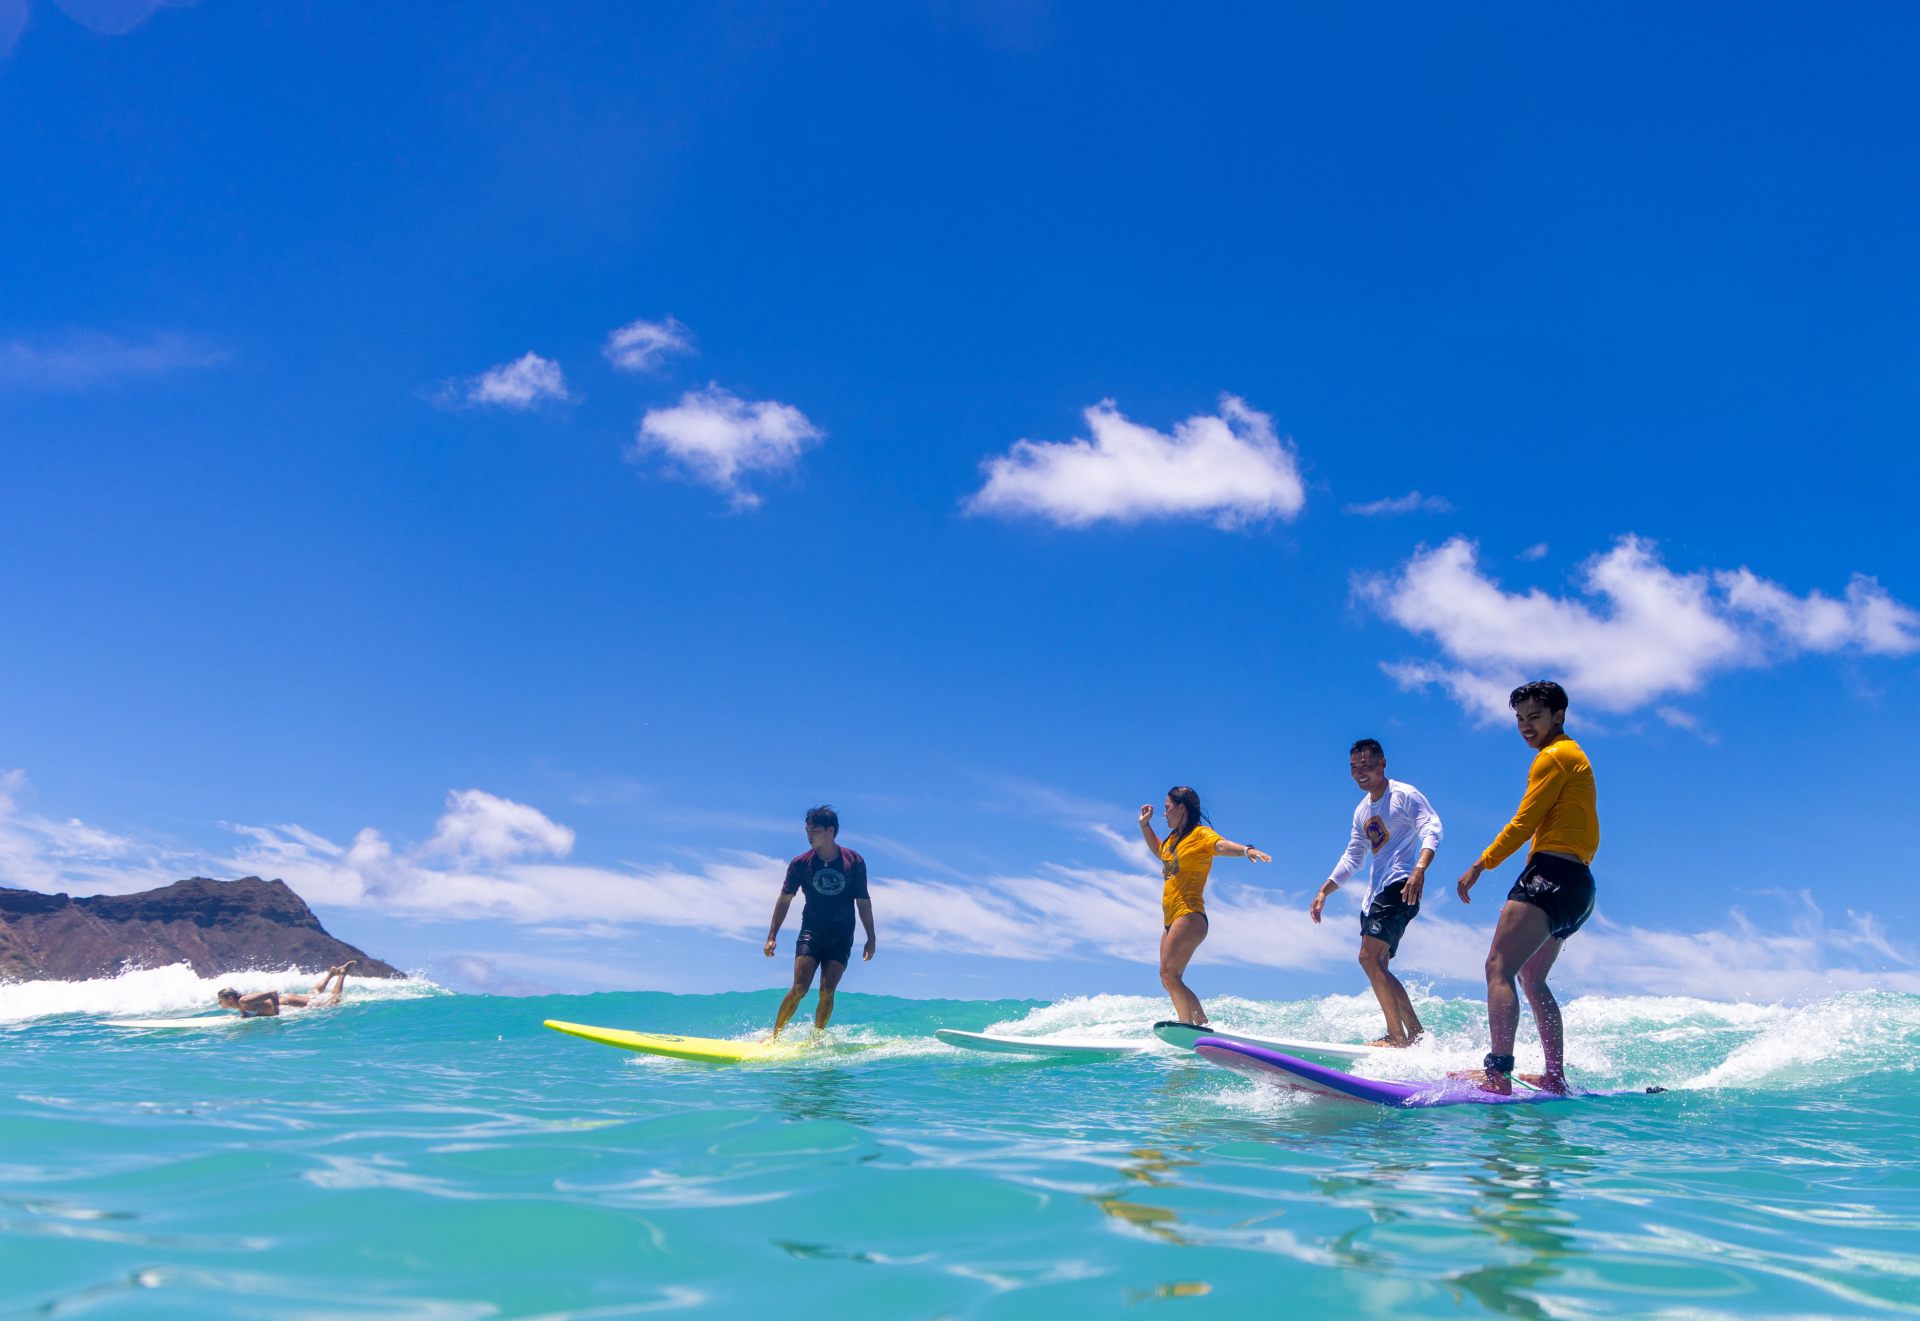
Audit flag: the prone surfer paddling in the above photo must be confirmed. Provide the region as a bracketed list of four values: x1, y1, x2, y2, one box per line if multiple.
[764, 805, 875, 1039]
[215, 962, 355, 1017]
[1309, 739, 1443, 1047]
[1138, 787, 1270, 1027]
[1456, 681, 1599, 1095]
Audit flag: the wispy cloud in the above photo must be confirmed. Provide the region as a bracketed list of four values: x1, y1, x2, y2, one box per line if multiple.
[603, 316, 694, 373]
[432, 951, 650, 996]
[1518, 543, 1549, 562]
[0, 330, 228, 390]
[0, 2, 26, 59]
[966, 395, 1306, 529]
[215, 809, 1920, 998]
[5, 771, 1915, 1000]
[1358, 536, 1920, 721]
[48, 0, 191, 36]
[1343, 491, 1452, 517]
[1291, 892, 1920, 1000]
[0, 769, 180, 894]
[632, 384, 822, 510]
[3, 0, 194, 56]
[435, 352, 571, 410]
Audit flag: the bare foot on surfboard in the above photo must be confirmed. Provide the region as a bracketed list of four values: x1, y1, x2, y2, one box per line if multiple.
[1448, 1068, 1513, 1095]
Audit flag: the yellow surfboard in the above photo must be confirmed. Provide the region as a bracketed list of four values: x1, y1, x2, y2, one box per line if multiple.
[543, 1019, 808, 1063]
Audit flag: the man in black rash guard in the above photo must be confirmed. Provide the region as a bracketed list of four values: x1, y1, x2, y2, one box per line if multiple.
[763, 804, 876, 1038]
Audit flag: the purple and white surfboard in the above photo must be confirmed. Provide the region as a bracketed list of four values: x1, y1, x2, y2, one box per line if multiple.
[1195, 1038, 1666, 1108]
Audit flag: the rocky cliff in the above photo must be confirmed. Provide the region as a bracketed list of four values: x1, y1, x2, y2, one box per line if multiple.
[0, 876, 402, 981]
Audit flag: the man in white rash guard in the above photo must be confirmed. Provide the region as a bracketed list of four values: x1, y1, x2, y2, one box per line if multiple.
[1309, 739, 1443, 1046]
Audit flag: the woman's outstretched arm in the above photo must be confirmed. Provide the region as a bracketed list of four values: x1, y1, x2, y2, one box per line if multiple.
[1137, 805, 1164, 861]
[1212, 837, 1271, 863]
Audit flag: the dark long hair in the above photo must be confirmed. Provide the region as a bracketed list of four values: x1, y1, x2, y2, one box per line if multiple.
[1166, 785, 1209, 847]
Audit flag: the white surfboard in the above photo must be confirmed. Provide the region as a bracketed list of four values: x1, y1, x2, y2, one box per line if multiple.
[1153, 1020, 1391, 1066]
[104, 1016, 251, 1030]
[935, 1028, 1147, 1059]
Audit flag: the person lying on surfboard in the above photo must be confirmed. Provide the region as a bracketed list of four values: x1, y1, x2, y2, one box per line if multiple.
[1309, 738, 1443, 1047]
[215, 962, 355, 1017]
[764, 804, 875, 1039]
[1138, 787, 1270, 1028]
[1455, 680, 1599, 1094]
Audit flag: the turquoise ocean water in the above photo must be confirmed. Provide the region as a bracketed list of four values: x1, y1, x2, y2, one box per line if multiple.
[3, 968, 1918, 1318]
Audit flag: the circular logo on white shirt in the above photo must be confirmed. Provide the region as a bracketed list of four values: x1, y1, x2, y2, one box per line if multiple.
[813, 868, 847, 896]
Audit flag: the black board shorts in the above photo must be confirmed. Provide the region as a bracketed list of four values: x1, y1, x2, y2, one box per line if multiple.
[1360, 881, 1420, 957]
[795, 925, 855, 967]
[1507, 853, 1596, 940]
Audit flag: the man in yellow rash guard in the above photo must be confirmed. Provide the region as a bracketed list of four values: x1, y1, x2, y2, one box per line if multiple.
[1456, 680, 1598, 1095]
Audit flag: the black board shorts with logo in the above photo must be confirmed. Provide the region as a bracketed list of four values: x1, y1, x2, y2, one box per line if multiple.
[1507, 853, 1596, 939]
[1360, 880, 1420, 957]
[795, 924, 855, 967]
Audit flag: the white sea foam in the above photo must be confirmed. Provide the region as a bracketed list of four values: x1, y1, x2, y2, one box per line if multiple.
[985, 993, 1167, 1041]
[972, 988, 1920, 1091]
[0, 962, 443, 1026]
[1683, 992, 1920, 1089]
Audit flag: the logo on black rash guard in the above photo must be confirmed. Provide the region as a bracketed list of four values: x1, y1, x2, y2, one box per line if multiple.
[812, 868, 847, 897]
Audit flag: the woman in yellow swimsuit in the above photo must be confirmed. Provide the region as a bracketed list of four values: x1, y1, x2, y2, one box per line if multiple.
[1138, 787, 1269, 1026]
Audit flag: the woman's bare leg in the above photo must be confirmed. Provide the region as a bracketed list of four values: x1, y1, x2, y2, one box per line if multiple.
[1159, 915, 1210, 1025]
[321, 961, 354, 1004]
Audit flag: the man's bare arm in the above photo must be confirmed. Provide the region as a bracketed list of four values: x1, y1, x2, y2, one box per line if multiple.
[764, 892, 795, 956]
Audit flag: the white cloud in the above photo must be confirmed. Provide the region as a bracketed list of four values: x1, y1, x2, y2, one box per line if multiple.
[4, 770, 1915, 1001]
[0, 769, 178, 894]
[1359, 536, 1920, 721]
[603, 316, 694, 373]
[966, 395, 1306, 529]
[215, 801, 1920, 1000]
[1518, 543, 1550, 562]
[423, 789, 576, 864]
[632, 384, 822, 509]
[1546, 895, 1920, 1000]
[0, 330, 228, 390]
[440, 351, 571, 410]
[1655, 705, 1707, 735]
[1343, 491, 1452, 517]
[1716, 568, 1920, 655]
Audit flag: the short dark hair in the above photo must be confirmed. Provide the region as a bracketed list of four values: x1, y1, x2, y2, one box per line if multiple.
[216, 988, 240, 1001]
[1349, 739, 1384, 761]
[1509, 680, 1569, 714]
[805, 804, 839, 835]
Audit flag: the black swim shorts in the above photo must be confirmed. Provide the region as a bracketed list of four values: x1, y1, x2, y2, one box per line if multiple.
[1507, 853, 1596, 940]
[1360, 880, 1420, 957]
[795, 925, 855, 967]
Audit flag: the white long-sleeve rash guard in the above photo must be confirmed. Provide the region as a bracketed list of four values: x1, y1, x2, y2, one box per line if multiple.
[1326, 780, 1444, 911]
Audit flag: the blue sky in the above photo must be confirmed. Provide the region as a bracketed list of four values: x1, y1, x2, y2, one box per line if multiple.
[3, 1, 1918, 1003]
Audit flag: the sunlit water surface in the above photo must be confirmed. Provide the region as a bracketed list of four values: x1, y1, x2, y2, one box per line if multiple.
[3, 971, 1917, 1317]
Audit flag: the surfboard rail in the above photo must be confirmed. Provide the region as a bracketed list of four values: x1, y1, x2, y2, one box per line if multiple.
[543, 1019, 814, 1063]
[1153, 1020, 1387, 1065]
[1195, 1038, 1667, 1108]
[934, 1028, 1146, 1058]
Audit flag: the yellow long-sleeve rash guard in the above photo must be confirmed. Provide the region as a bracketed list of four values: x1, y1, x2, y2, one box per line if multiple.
[1478, 736, 1599, 870]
